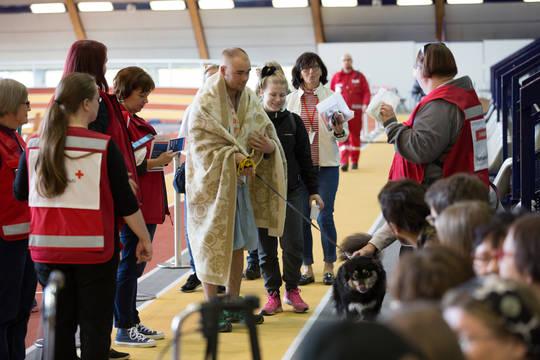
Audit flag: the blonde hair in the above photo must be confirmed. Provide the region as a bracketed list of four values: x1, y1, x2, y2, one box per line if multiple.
[0, 78, 28, 117]
[435, 200, 493, 257]
[256, 61, 288, 95]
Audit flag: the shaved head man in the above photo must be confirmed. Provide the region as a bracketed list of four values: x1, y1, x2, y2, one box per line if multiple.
[220, 48, 251, 105]
[341, 53, 353, 73]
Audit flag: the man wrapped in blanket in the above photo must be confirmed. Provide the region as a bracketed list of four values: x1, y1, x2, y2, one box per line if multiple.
[185, 48, 287, 332]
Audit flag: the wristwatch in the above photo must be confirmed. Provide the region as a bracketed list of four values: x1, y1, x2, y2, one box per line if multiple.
[334, 130, 346, 139]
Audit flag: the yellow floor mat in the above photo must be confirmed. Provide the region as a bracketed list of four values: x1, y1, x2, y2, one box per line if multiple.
[119, 132, 395, 360]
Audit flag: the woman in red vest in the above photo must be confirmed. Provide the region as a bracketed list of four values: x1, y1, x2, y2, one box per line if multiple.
[62, 40, 141, 203]
[14, 73, 152, 360]
[112, 67, 175, 347]
[357, 43, 489, 257]
[0, 79, 36, 360]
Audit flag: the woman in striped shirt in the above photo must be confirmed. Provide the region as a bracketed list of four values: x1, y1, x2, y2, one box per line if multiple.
[286, 52, 349, 286]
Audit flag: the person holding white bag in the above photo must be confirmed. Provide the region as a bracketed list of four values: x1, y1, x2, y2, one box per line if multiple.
[355, 42, 489, 257]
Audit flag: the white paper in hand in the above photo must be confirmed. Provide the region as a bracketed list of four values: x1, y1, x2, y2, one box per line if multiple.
[366, 88, 401, 124]
[316, 93, 355, 130]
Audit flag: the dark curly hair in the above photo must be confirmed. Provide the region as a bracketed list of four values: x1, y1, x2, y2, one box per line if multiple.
[291, 52, 328, 90]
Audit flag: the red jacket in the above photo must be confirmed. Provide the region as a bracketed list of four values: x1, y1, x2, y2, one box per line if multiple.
[330, 70, 371, 116]
[26, 127, 116, 264]
[389, 83, 489, 186]
[122, 110, 168, 224]
[0, 130, 30, 241]
[99, 90, 141, 203]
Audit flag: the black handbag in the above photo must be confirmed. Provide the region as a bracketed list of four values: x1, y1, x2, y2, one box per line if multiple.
[173, 162, 186, 194]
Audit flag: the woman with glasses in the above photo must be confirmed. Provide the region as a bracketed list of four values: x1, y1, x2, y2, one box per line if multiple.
[357, 43, 490, 258]
[443, 276, 540, 360]
[112, 67, 173, 348]
[0, 79, 36, 360]
[499, 214, 540, 291]
[287, 52, 349, 286]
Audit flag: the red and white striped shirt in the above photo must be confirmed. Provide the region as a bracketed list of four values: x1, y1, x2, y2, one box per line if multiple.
[300, 90, 319, 166]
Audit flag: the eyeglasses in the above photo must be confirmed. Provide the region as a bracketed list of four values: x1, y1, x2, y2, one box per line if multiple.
[301, 64, 320, 72]
[458, 334, 496, 352]
[495, 249, 515, 260]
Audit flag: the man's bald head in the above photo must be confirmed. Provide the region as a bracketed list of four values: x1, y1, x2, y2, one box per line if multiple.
[220, 48, 251, 93]
[342, 53, 353, 72]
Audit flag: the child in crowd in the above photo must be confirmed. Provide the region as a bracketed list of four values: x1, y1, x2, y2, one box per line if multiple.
[253, 62, 323, 315]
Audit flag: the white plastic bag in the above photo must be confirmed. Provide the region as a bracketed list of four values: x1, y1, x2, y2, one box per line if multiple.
[366, 88, 401, 124]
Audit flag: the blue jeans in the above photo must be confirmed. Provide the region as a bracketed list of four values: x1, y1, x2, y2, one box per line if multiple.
[114, 223, 157, 329]
[303, 166, 339, 265]
[0, 238, 36, 360]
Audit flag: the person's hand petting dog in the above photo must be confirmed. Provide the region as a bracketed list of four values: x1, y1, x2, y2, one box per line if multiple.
[249, 131, 275, 154]
[352, 243, 377, 258]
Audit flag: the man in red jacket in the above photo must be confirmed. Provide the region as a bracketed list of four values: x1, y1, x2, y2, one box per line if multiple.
[330, 53, 371, 171]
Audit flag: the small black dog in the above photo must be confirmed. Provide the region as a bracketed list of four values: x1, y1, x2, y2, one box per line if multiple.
[333, 233, 386, 321]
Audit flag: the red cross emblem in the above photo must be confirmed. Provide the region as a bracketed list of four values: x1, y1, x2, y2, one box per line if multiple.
[75, 170, 84, 179]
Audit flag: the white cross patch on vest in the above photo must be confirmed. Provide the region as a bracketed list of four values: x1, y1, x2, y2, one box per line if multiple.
[28, 150, 102, 210]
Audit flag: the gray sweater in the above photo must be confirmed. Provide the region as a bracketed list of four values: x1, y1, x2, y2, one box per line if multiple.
[383, 76, 475, 186]
[371, 76, 474, 251]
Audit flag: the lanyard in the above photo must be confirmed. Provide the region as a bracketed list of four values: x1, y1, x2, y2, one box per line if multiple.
[301, 95, 318, 133]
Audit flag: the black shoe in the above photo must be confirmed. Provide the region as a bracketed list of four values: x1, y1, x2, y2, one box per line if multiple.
[224, 310, 264, 325]
[217, 285, 226, 294]
[110, 348, 130, 359]
[244, 263, 261, 280]
[180, 274, 201, 293]
[351, 163, 358, 170]
[298, 274, 315, 286]
[340, 164, 348, 172]
[322, 272, 335, 286]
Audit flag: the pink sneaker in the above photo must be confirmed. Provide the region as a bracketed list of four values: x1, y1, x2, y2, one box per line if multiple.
[284, 288, 309, 313]
[260, 291, 283, 316]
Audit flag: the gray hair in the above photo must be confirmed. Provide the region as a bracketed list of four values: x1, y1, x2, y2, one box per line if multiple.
[0, 78, 28, 117]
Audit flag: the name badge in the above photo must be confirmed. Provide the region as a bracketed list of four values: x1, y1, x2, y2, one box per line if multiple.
[470, 119, 488, 171]
[309, 130, 316, 145]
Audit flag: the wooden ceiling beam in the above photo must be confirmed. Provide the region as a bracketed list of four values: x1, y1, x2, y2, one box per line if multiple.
[434, 0, 446, 42]
[310, 0, 326, 44]
[186, 0, 209, 59]
[65, 0, 87, 40]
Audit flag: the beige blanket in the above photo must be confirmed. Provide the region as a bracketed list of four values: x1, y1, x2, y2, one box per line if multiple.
[185, 73, 287, 285]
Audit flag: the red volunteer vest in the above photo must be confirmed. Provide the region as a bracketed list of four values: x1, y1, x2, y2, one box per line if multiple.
[331, 70, 371, 117]
[27, 127, 116, 264]
[0, 130, 30, 241]
[122, 110, 168, 224]
[388, 83, 489, 186]
[99, 90, 141, 202]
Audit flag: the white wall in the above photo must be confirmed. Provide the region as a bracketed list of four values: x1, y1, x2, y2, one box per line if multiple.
[318, 39, 534, 100]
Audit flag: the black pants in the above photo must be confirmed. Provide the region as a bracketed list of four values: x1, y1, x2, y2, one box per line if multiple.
[258, 186, 305, 292]
[0, 238, 37, 360]
[35, 254, 118, 360]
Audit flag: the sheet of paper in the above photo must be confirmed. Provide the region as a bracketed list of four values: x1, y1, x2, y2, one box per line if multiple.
[316, 93, 355, 130]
